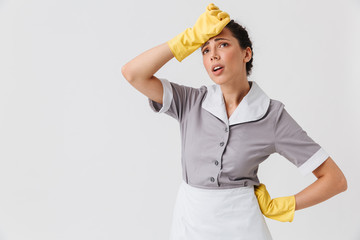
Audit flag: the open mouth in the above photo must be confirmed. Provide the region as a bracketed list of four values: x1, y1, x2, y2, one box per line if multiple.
[212, 65, 224, 75]
[213, 66, 223, 72]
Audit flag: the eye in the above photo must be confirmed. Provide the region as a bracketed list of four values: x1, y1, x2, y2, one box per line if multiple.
[219, 42, 228, 48]
[202, 49, 209, 55]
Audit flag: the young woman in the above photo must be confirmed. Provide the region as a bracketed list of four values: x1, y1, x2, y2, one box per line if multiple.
[122, 3, 347, 240]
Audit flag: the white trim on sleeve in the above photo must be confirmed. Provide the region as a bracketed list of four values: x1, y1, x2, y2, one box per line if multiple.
[298, 148, 330, 176]
[158, 78, 173, 113]
[148, 78, 173, 113]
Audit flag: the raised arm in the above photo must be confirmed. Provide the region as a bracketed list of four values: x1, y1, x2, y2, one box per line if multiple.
[121, 43, 173, 104]
[121, 3, 230, 104]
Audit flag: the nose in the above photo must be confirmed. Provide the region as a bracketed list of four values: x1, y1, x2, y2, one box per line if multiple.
[210, 50, 219, 61]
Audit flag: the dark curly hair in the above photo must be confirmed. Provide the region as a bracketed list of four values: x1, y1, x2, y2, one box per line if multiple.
[225, 20, 253, 76]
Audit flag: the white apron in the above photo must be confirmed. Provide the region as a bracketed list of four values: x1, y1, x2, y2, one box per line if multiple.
[170, 181, 273, 240]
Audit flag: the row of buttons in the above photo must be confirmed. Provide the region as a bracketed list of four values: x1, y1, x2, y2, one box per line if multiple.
[220, 127, 228, 146]
[209, 126, 229, 184]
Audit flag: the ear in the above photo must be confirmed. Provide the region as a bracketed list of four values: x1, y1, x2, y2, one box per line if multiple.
[243, 47, 252, 63]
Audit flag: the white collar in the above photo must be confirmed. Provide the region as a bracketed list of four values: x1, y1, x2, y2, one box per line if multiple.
[201, 81, 270, 126]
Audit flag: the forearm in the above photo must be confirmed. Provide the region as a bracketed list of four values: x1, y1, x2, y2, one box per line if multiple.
[294, 158, 347, 210]
[255, 158, 347, 222]
[122, 3, 230, 81]
[122, 42, 174, 82]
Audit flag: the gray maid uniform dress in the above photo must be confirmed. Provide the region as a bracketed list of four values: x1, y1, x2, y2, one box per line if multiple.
[148, 79, 329, 240]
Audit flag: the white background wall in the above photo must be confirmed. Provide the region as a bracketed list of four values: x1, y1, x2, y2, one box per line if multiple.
[0, 0, 359, 239]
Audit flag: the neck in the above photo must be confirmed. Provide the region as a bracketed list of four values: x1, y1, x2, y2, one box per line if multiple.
[220, 78, 251, 108]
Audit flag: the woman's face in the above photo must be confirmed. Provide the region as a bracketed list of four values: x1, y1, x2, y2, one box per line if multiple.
[201, 27, 252, 85]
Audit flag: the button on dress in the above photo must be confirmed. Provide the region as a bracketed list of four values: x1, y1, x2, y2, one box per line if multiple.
[148, 79, 329, 239]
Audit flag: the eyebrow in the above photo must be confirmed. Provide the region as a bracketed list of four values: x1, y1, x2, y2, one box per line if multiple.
[201, 38, 230, 50]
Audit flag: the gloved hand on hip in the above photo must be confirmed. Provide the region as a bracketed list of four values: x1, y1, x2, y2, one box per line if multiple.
[254, 183, 296, 222]
[167, 3, 230, 62]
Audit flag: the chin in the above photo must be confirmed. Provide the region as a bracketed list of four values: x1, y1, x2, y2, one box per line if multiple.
[210, 76, 228, 85]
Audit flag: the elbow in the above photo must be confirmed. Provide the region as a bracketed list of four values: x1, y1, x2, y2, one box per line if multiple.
[332, 170, 347, 194]
[121, 63, 135, 83]
[338, 174, 348, 193]
[121, 64, 131, 82]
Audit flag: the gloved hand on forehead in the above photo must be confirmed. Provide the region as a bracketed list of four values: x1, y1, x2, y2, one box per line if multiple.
[254, 183, 296, 222]
[167, 3, 230, 62]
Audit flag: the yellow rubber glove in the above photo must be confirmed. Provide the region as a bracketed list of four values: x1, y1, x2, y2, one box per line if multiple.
[167, 3, 230, 62]
[254, 183, 296, 222]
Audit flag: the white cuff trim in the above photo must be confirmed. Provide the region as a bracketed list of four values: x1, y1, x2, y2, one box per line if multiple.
[298, 148, 330, 176]
[148, 78, 173, 113]
[158, 78, 173, 113]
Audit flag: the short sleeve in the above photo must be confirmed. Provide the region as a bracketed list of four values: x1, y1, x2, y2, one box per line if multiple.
[148, 78, 202, 122]
[274, 104, 329, 175]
